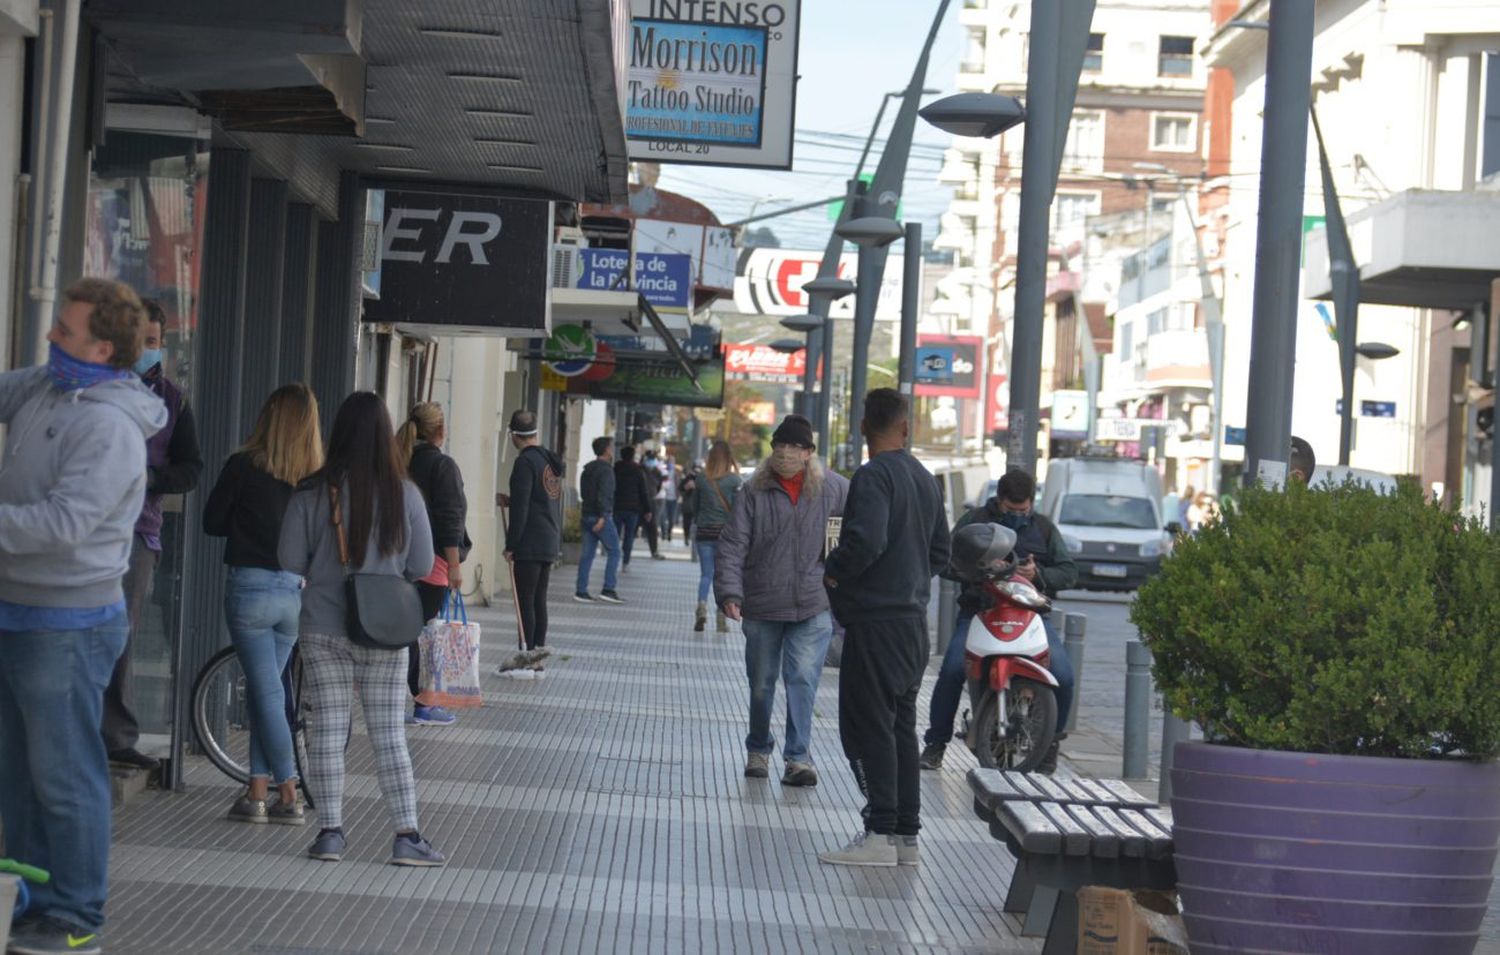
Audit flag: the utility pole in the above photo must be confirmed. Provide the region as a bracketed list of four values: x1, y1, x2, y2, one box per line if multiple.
[1007, 0, 1097, 476]
[1243, 0, 1315, 485]
[898, 221, 923, 450]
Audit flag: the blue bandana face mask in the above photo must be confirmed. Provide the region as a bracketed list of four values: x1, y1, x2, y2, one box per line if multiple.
[134, 348, 163, 377]
[48, 342, 129, 392]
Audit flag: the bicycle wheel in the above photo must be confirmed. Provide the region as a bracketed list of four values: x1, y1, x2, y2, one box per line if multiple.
[287, 649, 316, 809]
[191, 646, 253, 786]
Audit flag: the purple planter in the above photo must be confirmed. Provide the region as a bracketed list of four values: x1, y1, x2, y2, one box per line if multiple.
[1171, 741, 1500, 954]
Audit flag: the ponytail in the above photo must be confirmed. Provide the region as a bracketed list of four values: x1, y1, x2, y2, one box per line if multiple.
[397, 402, 445, 466]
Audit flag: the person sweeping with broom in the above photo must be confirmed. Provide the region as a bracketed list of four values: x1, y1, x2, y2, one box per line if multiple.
[496, 410, 561, 673]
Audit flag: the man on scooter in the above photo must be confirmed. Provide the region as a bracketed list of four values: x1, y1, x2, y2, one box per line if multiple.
[920, 470, 1078, 774]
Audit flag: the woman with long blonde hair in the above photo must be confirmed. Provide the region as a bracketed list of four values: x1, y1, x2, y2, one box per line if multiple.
[395, 402, 470, 723]
[203, 383, 322, 824]
[692, 440, 743, 632]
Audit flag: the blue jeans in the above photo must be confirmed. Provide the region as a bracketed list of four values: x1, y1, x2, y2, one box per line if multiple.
[576, 513, 620, 594]
[695, 539, 717, 602]
[743, 612, 833, 763]
[925, 613, 1073, 745]
[225, 567, 302, 783]
[0, 614, 128, 932]
[614, 510, 642, 566]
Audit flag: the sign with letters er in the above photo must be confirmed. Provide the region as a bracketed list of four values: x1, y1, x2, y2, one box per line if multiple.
[364, 190, 553, 336]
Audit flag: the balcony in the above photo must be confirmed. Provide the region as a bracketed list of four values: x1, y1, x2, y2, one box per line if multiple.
[1144, 328, 1210, 388]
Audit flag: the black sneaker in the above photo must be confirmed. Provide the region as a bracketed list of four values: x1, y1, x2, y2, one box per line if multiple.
[7, 916, 102, 955]
[598, 590, 625, 603]
[918, 742, 946, 771]
[573, 592, 595, 603]
[108, 747, 160, 771]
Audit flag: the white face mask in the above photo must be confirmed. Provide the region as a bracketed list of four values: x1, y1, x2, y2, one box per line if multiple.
[771, 447, 807, 478]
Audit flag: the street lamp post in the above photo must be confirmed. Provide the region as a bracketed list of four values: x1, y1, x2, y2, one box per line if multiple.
[780, 313, 825, 420]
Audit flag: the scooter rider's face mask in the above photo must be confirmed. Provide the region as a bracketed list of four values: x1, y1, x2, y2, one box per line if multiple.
[770, 444, 810, 478]
[997, 499, 1032, 531]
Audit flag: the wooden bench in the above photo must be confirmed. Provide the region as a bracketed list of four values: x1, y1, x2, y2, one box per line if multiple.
[968, 768, 1176, 955]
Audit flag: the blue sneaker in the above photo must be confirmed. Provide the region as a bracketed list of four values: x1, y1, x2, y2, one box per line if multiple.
[7, 916, 102, 955]
[412, 704, 456, 726]
[390, 832, 446, 867]
[308, 827, 345, 861]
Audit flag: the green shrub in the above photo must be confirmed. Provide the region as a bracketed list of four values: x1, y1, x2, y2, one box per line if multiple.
[1131, 479, 1500, 759]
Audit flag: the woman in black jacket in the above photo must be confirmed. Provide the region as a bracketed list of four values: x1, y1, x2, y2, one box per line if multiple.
[396, 402, 470, 726]
[203, 383, 323, 824]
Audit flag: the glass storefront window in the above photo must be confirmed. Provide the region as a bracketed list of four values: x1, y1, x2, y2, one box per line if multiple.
[86, 131, 210, 762]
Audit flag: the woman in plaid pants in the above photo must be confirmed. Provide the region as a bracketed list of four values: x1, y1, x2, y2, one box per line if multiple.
[277, 392, 445, 867]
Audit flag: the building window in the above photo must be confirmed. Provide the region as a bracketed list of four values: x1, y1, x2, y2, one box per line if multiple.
[963, 27, 987, 74]
[1485, 53, 1500, 179]
[1083, 33, 1104, 73]
[1159, 35, 1194, 77]
[1062, 110, 1104, 172]
[1151, 113, 1196, 151]
[1054, 191, 1101, 233]
[1119, 320, 1133, 357]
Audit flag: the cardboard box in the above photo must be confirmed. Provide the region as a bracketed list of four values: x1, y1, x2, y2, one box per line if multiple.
[1078, 887, 1190, 955]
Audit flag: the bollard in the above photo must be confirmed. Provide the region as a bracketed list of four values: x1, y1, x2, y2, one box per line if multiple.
[1158, 713, 1191, 802]
[936, 578, 958, 656]
[1123, 640, 1153, 779]
[1063, 612, 1086, 734]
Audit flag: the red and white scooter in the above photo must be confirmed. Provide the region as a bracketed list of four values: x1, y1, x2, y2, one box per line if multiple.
[949, 523, 1059, 772]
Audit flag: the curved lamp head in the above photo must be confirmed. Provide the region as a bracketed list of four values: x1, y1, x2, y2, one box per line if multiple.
[801, 277, 857, 299]
[1355, 341, 1400, 361]
[836, 216, 904, 248]
[780, 314, 824, 334]
[918, 92, 1027, 139]
[768, 338, 805, 354]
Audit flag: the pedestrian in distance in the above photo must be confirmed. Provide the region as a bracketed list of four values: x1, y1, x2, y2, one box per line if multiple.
[203, 383, 323, 824]
[397, 402, 471, 725]
[277, 392, 445, 867]
[919, 469, 1077, 774]
[102, 297, 203, 773]
[680, 461, 700, 558]
[716, 416, 848, 787]
[1177, 484, 1195, 530]
[821, 390, 949, 868]
[500, 410, 564, 651]
[642, 448, 665, 559]
[613, 445, 654, 572]
[1289, 435, 1317, 484]
[575, 436, 624, 604]
[659, 448, 680, 543]
[693, 440, 744, 633]
[0, 278, 167, 955]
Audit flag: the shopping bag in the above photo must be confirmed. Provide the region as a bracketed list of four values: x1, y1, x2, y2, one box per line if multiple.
[417, 592, 483, 709]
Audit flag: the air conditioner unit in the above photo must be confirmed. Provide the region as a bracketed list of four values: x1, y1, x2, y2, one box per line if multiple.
[551, 244, 583, 290]
[555, 226, 586, 247]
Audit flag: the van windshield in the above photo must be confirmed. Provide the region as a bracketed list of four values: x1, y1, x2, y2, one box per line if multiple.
[1058, 494, 1158, 530]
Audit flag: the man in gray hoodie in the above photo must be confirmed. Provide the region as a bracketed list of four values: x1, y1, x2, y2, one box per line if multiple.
[0, 278, 166, 955]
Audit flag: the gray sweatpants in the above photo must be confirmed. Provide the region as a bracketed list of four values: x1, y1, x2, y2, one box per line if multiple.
[300, 632, 419, 833]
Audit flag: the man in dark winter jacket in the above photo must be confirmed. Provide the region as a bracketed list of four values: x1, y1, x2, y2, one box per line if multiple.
[103, 298, 202, 771]
[501, 410, 563, 651]
[919, 469, 1078, 775]
[575, 436, 623, 603]
[821, 389, 950, 868]
[612, 446, 654, 570]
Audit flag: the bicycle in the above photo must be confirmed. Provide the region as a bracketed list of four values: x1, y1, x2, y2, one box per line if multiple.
[190, 645, 316, 808]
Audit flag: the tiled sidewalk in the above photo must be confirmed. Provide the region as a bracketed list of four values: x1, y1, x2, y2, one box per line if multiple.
[104, 546, 1038, 954]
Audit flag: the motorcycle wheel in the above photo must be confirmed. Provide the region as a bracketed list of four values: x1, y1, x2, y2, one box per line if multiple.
[973, 680, 1058, 772]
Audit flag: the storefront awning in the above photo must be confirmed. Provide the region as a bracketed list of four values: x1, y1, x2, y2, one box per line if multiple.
[1304, 190, 1500, 311]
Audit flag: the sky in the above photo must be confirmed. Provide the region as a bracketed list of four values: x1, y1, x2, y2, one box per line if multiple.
[651, 0, 966, 251]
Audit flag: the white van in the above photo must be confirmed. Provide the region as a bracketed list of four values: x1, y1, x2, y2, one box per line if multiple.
[1037, 457, 1172, 591]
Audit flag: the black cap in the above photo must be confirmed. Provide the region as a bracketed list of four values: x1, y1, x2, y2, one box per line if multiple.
[771, 414, 815, 450]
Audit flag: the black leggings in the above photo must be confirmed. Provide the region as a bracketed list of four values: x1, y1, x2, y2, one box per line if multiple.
[408, 582, 449, 699]
[512, 560, 551, 649]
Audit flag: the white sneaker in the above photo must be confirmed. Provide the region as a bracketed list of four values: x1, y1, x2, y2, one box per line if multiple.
[817, 831, 898, 867]
[896, 835, 919, 866]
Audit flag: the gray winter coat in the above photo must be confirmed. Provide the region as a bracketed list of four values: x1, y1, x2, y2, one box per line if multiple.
[0, 366, 166, 609]
[714, 457, 849, 623]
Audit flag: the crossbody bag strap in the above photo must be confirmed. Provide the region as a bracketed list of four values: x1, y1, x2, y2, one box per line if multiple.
[707, 475, 732, 514]
[328, 482, 351, 571]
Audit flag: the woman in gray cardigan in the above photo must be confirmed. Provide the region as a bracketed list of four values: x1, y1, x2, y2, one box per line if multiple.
[277, 392, 443, 868]
[691, 440, 742, 632]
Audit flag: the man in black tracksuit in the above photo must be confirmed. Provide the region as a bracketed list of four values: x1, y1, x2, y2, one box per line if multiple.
[821, 389, 951, 868]
[502, 410, 563, 650]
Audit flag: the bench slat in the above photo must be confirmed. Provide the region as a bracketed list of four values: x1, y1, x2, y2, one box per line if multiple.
[1145, 806, 1174, 833]
[1037, 801, 1091, 856]
[1026, 774, 1071, 803]
[1064, 804, 1120, 859]
[1099, 778, 1156, 808]
[1069, 778, 1118, 804]
[1052, 778, 1094, 803]
[1118, 808, 1173, 861]
[1000, 771, 1047, 800]
[998, 800, 1063, 855]
[1092, 805, 1148, 858]
[968, 767, 1024, 811]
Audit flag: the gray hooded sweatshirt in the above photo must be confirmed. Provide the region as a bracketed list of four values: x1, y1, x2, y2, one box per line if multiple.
[0, 366, 167, 609]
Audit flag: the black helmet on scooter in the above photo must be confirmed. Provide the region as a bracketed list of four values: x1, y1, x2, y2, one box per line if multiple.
[949, 523, 1019, 582]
